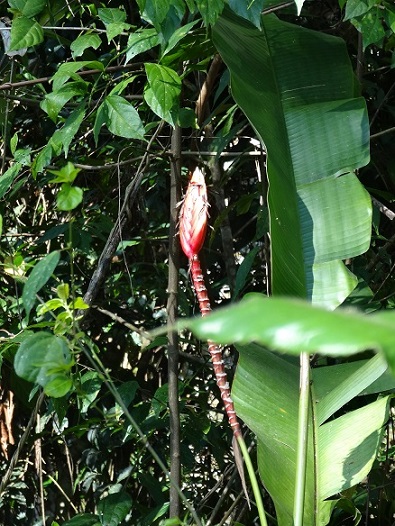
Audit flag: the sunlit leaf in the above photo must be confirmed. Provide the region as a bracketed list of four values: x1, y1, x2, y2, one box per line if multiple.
[9, 16, 43, 50]
[71, 33, 102, 58]
[56, 184, 84, 211]
[8, 0, 46, 18]
[213, 10, 370, 309]
[14, 332, 73, 397]
[144, 64, 181, 127]
[22, 251, 61, 319]
[104, 95, 145, 139]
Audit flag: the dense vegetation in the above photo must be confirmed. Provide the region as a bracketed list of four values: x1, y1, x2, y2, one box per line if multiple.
[0, 0, 394, 525]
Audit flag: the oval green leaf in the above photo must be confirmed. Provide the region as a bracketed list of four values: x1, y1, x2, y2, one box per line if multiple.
[22, 251, 60, 318]
[9, 16, 43, 51]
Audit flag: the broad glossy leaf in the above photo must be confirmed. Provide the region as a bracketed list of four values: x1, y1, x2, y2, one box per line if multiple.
[227, 0, 265, 28]
[344, 0, 376, 20]
[41, 81, 88, 122]
[126, 29, 159, 62]
[71, 33, 102, 58]
[103, 95, 145, 139]
[143, 0, 172, 28]
[144, 64, 181, 127]
[312, 353, 388, 424]
[96, 491, 133, 526]
[318, 396, 389, 499]
[162, 20, 198, 56]
[52, 61, 104, 91]
[56, 184, 83, 211]
[14, 332, 73, 397]
[0, 162, 22, 199]
[232, 343, 390, 524]
[51, 104, 86, 157]
[182, 294, 395, 372]
[213, 10, 371, 309]
[9, 16, 43, 51]
[22, 251, 60, 318]
[8, 0, 46, 18]
[196, 0, 225, 26]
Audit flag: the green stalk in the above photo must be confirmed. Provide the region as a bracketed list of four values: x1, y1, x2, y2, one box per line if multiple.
[237, 435, 268, 526]
[293, 352, 311, 525]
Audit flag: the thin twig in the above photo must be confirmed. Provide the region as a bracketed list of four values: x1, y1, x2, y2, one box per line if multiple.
[370, 126, 395, 139]
[0, 62, 143, 91]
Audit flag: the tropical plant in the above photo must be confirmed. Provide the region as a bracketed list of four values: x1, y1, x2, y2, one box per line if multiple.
[0, 0, 394, 525]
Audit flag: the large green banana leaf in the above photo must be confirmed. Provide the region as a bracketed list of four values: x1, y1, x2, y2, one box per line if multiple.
[182, 295, 395, 525]
[234, 343, 390, 525]
[208, 10, 380, 524]
[213, 9, 371, 308]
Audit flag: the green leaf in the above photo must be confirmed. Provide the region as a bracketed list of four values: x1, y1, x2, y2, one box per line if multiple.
[31, 144, 53, 177]
[93, 101, 107, 145]
[57, 283, 70, 300]
[37, 298, 64, 316]
[161, 20, 199, 56]
[182, 294, 395, 371]
[14, 332, 73, 397]
[97, 491, 132, 526]
[227, 0, 265, 28]
[70, 33, 102, 58]
[48, 162, 81, 184]
[312, 353, 388, 425]
[62, 513, 100, 526]
[318, 396, 389, 499]
[144, 64, 181, 127]
[213, 10, 370, 309]
[9, 16, 43, 51]
[71, 297, 89, 310]
[126, 28, 159, 62]
[10, 133, 18, 155]
[52, 61, 104, 91]
[143, 0, 172, 28]
[22, 251, 60, 319]
[8, 0, 46, 18]
[351, 9, 386, 49]
[98, 7, 127, 24]
[232, 343, 389, 524]
[56, 184, 84, 211]
[232, 246, 260, 300]
[0, 162, 22, 199]
[103, 95, 145, 140]
[51, 104, 86, 158]
[196, 0, 225, 26]
[79, 371, 103, 413]
[98, 7, 130, 40]
[344, 0, 377, 20]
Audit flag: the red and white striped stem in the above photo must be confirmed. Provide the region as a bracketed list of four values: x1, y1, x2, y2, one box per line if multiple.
[190, 255, 241, 439]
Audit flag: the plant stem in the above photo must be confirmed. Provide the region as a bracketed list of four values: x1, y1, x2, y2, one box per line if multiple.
[293, 352, 311, 526]
[237, 436, 268, 526]
[167, 124, 182, 518]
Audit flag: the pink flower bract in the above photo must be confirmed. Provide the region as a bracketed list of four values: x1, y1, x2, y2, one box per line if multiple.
[179, 167, 208, 258]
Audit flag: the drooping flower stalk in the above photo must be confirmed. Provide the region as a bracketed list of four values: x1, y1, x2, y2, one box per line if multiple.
[179, 167, 241, 439]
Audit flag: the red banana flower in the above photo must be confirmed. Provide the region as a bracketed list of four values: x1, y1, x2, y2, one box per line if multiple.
[179, 167, 208, 258]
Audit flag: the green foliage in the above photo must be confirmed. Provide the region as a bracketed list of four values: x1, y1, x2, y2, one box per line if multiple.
[14, 332, 73, 397]
[22, 251, 60, 319]
[213, 9, 371, 308]
[0, 0, 394, 524]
